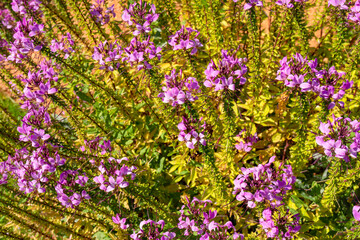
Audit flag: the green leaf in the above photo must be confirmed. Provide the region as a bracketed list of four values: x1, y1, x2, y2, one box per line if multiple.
[74, 86, 94, 103]
[291, 195, 306, 209]
[93, 231, 111, 240]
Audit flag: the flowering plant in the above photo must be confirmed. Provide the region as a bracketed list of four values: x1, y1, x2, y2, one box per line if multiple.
[0, 0, 360, 239]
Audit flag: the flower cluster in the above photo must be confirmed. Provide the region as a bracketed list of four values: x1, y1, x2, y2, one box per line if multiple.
[122, 0, 159, 36]
[93, 157, 136, 192]
[130, 219, 176, 240]
[178, 116, 207, 149]
[316, 115, 360, 162]
[123, 37, 162, 70]
[92, 40, 122, 71]
[55, 169, 91, 208]
[204, 50, 247, 91]
[1, 58, 65, 194]
[90, 0, 115, 25]
[260, 208, 301, 239]
[3, 0, 44, 63]
[235, 129, 258, 152]
[276, 53, 309, 87]
[0, 2, 66, 195]
[7, 147, 65, 194]
[233, 156, 296, 208]
[168, 26, 203, 55]
[158, 69, 200, 106]
[20, 59, 59, 107]
[7, 17, 44, 63]
[50, 33, 75, 59]
[178, 197, 243, 240]
[276, 53, 353, 109]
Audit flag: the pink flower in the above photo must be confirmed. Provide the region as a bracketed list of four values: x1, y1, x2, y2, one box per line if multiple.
[353, 205, 360, 221]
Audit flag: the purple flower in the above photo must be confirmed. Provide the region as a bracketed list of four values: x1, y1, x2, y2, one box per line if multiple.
[168, 26, 203, 55]
[348, 0, 360, 24]
[177, 116, 207, 149]
[55, 170, 90, 208]
[0, 9, 15, 29]
[177, 197, 243, 239]
[316, 116, 360, 162]
[353, 206, 360, 221]
[90, 0, 115, 25]
[112, 214, 129, 229]
[92, 154, 136, 193]
[50, 33, 75, 59]
[131, 219, 175, 240]
[277, 53, 352, 109]
[204, 50, 247, 91]
[122, 0, 159, 36]
[235, 129, 258, 152]
[243, 0, 263, 10]
[260, 208, 300, 239]
[93, 40, 122, 71]
[328, 0, 348, 9]
[123, 37, 162, 70]
[276, 0, 294, 8]
[158, 69, 200, 107]
[233, 156, 296, 208]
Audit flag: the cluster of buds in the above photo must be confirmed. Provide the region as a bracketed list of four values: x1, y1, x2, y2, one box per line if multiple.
[177, 197, 243, 239]
[233, 156, 296, 208]
[235, 129, 258, 152]
[204, 50, 247, 92]
[178, 116, 207, 149]
[122, 0, 159, 36]
[260, 208, 301, 239]
[316, 115, 360, 162]
[276, 53, 353, 109]
[55, 169, 90, 208]
[90, 0, 115, 25]
[168, 26, 203, 55]
[93, 157, 136, 193]
[130, 219, 176, 240]
[158, 69, 200, 106]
